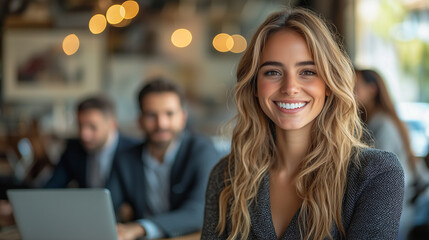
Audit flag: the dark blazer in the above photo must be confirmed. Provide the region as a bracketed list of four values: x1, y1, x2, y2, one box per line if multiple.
[44, 134, 139, 188]
[202, 148, 404, 240]
[108, 130, 220, 237]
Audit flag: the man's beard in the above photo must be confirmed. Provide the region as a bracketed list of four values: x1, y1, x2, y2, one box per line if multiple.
[147, 129, 179, 149]
[82, 140, 106, 153]
[84, 145, 102, 154]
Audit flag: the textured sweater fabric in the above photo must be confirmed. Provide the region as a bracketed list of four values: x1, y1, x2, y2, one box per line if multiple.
[201, 148, 404, 239]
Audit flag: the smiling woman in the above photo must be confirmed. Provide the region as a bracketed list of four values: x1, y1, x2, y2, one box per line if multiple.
[201, 8, 405, 240]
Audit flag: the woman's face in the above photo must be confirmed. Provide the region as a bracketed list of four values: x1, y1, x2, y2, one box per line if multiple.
[256, 29, 328, 132]
[355, 71, 376, 109]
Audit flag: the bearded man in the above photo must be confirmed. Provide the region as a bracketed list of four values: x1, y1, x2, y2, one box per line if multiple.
[110, 78, 219, 240]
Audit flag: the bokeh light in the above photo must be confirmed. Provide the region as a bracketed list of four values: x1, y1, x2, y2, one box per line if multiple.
[230, 34, 247, 53]
[171, 28, 193, 48]
[111, 18, 132, 28]
[213, 33, 233, 52]
[62, 34, 79, 55]
[89, 14, 107, 34]
[122, 0, 139, 19]
[106, 4, 125, 25]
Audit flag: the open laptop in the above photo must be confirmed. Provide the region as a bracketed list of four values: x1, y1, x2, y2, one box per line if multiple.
[7, 189, 118, 240]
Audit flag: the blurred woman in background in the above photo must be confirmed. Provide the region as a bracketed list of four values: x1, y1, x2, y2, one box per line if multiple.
[355, 68, 422, 240]
[355, 69, 416, 179]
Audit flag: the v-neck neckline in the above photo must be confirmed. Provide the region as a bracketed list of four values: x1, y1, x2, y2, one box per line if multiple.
[249, 172, 302, 239]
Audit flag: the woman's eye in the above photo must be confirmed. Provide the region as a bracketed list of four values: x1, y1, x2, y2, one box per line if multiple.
[264, 71, 281, 76]
[301, 70, 316, 76]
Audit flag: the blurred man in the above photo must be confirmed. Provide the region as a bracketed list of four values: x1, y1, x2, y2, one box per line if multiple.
[44, 95, 139, 189]
[109, 78, 219, 240]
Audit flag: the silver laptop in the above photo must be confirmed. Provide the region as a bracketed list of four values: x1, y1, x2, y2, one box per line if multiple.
[7, 189, 118, 240]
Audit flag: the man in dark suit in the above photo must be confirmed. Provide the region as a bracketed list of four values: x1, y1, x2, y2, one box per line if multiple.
[44, 95, 139, 189]
[110, 78, 219, 240]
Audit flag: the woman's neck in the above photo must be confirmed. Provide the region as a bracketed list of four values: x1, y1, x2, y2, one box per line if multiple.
[274, 125, 311, 175]
[364, 102, 377, 122]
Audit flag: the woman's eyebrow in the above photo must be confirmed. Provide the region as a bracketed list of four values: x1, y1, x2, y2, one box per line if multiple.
[259, 61, 315, 69]
[296, 61, 315, 66]
[258, 61, 283, 69]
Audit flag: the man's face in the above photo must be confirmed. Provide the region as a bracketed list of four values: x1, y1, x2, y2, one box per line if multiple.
[77, 109, 116, 152]
[139, 92, 187, 148]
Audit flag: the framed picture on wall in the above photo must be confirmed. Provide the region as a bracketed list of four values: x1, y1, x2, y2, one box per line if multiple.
[2, 29, 105, 101]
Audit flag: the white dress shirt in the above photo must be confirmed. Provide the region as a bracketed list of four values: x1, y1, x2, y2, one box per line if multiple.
[138, 137, 183, 239]
[87, 131, 119, 188]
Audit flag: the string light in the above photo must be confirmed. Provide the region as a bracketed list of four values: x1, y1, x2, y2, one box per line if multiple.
[122, 0, 139, 19]
[89, 14, 107, 34]
[213, 33, 233, 52]
[63, 34, 79, 55]
[106, 4, 125, 25]
[230, 34, 247, 53]
[171, 28, 193, 48]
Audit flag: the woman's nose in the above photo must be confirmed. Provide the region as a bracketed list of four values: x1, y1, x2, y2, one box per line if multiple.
[280, 75, 299, 95]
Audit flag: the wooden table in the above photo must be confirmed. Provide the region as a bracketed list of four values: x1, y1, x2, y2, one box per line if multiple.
[160, 232, 200, 240]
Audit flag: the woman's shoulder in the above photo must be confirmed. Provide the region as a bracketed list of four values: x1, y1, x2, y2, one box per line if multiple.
[368, 112, 399, 135]
[348, 147, 404, 183]
[211, 156, 229, 176]
[356, 147, 403, 169]
[207, 156, 230, 189]
[369, 111, 394, 126]
[342, 148, 405, 237]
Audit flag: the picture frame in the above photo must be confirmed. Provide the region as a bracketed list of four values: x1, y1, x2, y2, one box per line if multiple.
[2, 29, 105, 101]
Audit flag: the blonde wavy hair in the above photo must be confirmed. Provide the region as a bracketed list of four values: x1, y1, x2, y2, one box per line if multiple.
[217, 8, 366, 240]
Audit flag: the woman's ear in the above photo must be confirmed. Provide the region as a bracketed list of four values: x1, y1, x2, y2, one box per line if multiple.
[325, 88, 331, 96]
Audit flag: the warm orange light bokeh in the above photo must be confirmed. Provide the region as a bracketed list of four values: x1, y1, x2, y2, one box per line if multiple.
[62, 34, 79, 55]
[213, 33, 233, 52]
[89, 14, 107, 34]
[106, 4, 125, 25]
[230, 34, 247, 53]
[122, 1, 139, 19]
[171, 28, 193, 48]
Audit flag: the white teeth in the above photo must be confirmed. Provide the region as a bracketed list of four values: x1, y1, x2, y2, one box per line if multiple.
[277, 102, 306, 110]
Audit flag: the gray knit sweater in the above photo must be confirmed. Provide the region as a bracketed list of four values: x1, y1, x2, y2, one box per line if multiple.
[201, 148, 404, 239]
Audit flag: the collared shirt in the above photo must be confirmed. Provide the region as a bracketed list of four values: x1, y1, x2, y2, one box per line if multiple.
[87, 131, 119, 188]
[138, 136, 183, 239]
